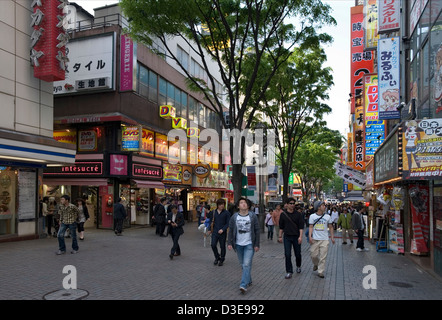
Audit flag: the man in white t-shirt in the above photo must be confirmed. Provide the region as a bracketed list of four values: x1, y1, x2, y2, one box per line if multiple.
[308, 200, 335, 278]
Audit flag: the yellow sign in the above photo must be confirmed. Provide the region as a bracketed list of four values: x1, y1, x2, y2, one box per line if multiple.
[159, 105, 176, 119]
[53, 130, 76, 144]
[172, 117, 187, 129]
[187, 127, 200, 138]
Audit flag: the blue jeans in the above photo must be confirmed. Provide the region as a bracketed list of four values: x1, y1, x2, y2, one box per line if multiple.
[58, 222, 79, 252]
[235, 244, 255, 288]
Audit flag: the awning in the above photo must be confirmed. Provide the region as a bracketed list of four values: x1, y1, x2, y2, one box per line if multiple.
[43, 178, 108, 186]
[132, 179, 165, 189]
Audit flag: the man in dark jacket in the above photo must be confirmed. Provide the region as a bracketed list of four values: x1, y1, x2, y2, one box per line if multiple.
[167, 205, 185, 259]
[154, 198, 167, 237]
[113, 197, 127, 236]
[279, 198, 304, 278]
[208, 199, 230, 266]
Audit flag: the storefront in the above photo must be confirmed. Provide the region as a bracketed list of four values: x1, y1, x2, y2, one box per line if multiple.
[372, 120, 442, 276]
[0, 131, 76, 242]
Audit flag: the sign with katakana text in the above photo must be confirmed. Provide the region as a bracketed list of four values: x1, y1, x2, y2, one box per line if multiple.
[31, 0, 68, 82]
[53, 33, 115, 94]
[378, 0, 400, 33]
[378, 37, 400, 120]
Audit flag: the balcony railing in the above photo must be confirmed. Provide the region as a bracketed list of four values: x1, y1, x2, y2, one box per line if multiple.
[66, 13, 129, 33]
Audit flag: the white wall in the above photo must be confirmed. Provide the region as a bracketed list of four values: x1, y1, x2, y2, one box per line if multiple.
[0, 0, 55, 138]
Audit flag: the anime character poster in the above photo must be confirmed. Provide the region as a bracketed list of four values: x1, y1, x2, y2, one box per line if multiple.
[402, 118, 442, 179]
[378, 37, 401, 119]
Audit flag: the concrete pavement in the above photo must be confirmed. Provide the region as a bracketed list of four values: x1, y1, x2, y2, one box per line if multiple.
[0, 222, 441, 301]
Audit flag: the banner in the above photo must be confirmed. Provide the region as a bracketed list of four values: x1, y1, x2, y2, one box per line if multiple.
[247, 166, 256, 190]
[350, 6, 375, 114]
[363, 0, 379, 51]
[402, 119, 442, 179]
[378, 37, 401, 120]
[409, 184, 430, 255]
[335, 162, 366, 189]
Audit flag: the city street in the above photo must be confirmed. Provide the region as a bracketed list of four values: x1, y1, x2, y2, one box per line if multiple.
[1, 222, 441, 302]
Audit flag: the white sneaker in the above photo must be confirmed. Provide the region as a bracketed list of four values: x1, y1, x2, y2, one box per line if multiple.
[363, 248, 369, 251]
[356, 248, 363, 252]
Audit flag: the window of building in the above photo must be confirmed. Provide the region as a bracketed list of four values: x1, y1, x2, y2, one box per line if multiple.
[189, 96, 196, 121]
[159, 77, 167, 106]
[198, 103, 205, 127]
[181, 91, 188, 119]
[177, 46, 189, 71]
[149, 71, 158, 102]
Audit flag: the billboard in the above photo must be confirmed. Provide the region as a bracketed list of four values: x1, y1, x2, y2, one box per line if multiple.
[402, 119, 442, 179]
[378, 0, 400, 33]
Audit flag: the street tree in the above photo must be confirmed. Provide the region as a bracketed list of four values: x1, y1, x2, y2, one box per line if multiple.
[258, 45, 334, 203]
[119, 0, 336, 202]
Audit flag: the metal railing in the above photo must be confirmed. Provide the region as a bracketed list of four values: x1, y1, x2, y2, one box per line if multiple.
[66, 13, 129, 33]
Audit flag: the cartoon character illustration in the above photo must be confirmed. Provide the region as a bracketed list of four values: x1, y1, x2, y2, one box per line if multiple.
[380, 89, 400, 112]
[404, 120, 419, 169]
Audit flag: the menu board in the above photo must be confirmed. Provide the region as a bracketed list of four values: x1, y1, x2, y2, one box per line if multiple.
[18, 170, 36, 220]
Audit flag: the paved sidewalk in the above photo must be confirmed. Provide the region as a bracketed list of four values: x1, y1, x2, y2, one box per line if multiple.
[0, 222, 441, 300]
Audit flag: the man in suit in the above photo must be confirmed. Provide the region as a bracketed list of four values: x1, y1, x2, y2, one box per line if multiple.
[167, 204, 185, 259]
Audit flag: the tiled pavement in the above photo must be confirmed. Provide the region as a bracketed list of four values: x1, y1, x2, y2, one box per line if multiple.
[0, 222, 441, 301]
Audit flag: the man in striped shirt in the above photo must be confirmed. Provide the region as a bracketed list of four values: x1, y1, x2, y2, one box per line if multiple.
[56, 195, 80, 255]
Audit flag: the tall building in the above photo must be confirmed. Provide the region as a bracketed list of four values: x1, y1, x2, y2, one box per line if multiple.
[0, 0, 76, 241]
[344, 0, 442, 277]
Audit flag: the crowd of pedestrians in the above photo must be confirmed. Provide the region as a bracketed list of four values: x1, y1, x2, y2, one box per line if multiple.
[48, 193, 368, 294]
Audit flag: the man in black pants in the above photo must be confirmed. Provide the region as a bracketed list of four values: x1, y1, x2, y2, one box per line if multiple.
[278, 198, 304, 279]
[208, 199, 230, 266]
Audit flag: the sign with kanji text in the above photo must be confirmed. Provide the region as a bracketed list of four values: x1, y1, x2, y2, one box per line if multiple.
[53, 33, 116, 94]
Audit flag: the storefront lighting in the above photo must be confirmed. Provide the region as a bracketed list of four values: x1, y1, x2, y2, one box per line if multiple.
[0, 155, 47, 163]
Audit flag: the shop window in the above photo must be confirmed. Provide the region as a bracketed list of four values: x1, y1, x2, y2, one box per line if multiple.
[0, 167, 16, 236]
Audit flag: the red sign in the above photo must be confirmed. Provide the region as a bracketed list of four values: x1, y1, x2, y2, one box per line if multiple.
[350, 6, 374, 114]
[31, 0, 67, 81]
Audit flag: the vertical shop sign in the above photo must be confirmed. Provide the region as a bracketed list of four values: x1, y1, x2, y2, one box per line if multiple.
[363, 0, 379, 51]
[378, 0, 400, 33]
[351, 6, 374, 113]
[378, 37, 400, 120]
[31, 0, 68, 81]
[120, 34, 137, 91]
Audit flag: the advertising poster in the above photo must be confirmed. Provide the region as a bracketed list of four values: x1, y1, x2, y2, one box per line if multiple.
[78, 130, 97, 151]
[409, 184, 430, 255]
[402, 119, 442, 179]
[378, 37, 401, 120]
[141, 129, 155, 157]
[122, 126, 141, 151]
[335, 162, 366, 189]
[155, 134, 168, 160]
[365, 120, 385, 159]
[350, 6, 375, 114]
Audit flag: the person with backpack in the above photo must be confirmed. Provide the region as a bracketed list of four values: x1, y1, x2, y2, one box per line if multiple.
[278, 198, 304, 278]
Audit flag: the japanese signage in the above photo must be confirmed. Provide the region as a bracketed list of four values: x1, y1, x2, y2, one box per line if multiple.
[53, 33, 115, 94]
[78, 130, 97, 151]
[120, 34, 137, 92]
[44, 162, 103, 176]
[155, 134, 168, 160]
[374, 131, 399, 183]
[122, 126, 141, 151]
[364, 74, 379, 120]
[335, 162, 366, 189]
[31, 0, 68, 82]
[354, 140, 366, 171]
[350, 6, 374, 114]
[132, 163, 163, 179]
[378, 0, 400, 33]
[141, 129, 155, 157]
[365, 120, 385, 159]
[403, 119, 442, 179]
[378, 37, 400, 120]
[363, 0, 379, 51]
